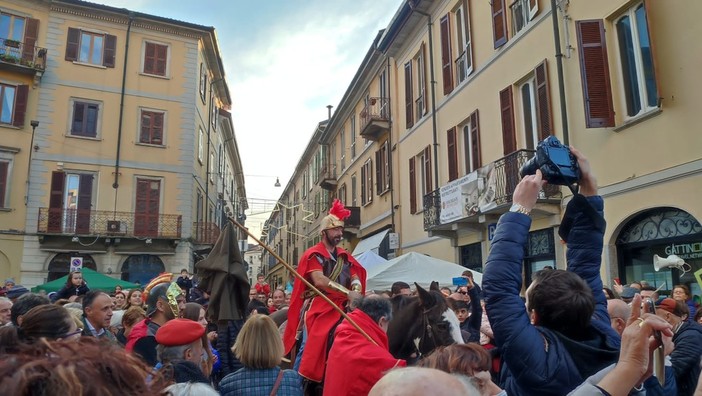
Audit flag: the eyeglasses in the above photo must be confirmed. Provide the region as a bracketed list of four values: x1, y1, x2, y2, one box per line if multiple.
[458, 291, 468, 295]
[62, 328, 83, 339]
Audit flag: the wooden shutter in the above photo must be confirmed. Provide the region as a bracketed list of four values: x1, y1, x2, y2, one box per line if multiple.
[404, 62, 414, 128]
[65, 28, 80, 61]
[360, 163, 366, 204]
[75, 174, 93, 234]
[470, 110, 482, 170]
[424, 146, 432, 193]
[643, 0, 661, 104]
[409, 157, 417, 214]
[156, 44, 167, 76]
[440, 15, 453, 95]
[103, 34, 117, 68]
[367, 161, 373, 203]
[576, 20, 614, 128]
[153, 112, 163, 144]
[22, 18, 39, 62]
[492, 0, 508, 48]
[534, 60, 553, 140]
[0, 162, 7, 208]
[447, 127, 458, 181]
[375, 150, 382, 195]
[499, 86, 516, 155]
[48, 171, 66, 232]
[144, 42, 155, 74]
[13, 85, 28, 128]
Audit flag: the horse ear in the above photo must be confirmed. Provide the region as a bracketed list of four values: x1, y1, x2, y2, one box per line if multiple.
[415, 283, 432, 307]
[429, 281, 440, 292]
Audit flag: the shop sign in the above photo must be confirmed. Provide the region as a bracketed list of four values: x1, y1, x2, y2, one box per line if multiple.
[664, 242, 702, 260]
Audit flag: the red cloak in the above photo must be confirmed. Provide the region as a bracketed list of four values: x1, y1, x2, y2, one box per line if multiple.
[283, 242, 366, 382]
[323, 309, 406, 396]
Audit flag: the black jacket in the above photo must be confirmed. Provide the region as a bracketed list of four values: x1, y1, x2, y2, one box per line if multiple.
[54, 283, 90, 301]
[671, 320, 702, 396]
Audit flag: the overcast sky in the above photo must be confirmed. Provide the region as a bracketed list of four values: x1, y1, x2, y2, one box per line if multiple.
[107, 0, 402, 239]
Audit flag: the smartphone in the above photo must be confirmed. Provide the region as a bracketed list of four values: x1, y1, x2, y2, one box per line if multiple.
[614, 278, 621, 286]
[452, 277, 468, 286]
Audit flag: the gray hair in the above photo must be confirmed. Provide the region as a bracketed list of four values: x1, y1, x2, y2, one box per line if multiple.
[156, 342, 197, 364]
[164, 382, 219, 396]
[0, 297, 10, 304]
[357, 295, 393, 324]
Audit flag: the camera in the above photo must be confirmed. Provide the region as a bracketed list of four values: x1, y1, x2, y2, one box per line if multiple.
[520, 136, 580, 186]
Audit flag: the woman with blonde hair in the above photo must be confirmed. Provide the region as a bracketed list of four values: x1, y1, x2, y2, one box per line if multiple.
[219, 314, 302, 395]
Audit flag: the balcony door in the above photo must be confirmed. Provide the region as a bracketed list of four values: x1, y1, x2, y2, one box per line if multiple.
[134, 178, 160, 237]
[48, 171, 93, 234]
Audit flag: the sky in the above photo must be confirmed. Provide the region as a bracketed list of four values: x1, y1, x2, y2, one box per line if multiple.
[106, 0, 403, 240]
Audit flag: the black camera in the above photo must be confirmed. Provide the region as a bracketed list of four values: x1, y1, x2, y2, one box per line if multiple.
[520, 136, 580, 186]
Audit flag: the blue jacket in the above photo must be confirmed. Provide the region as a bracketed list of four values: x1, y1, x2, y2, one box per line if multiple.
[484, 196, 620, 395]
[219, 367, 302, 396]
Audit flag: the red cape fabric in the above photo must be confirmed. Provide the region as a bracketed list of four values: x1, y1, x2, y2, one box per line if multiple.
[324, 309, 406, 396]
[125, 318, 149, 352]
[282, 242, 366, 382]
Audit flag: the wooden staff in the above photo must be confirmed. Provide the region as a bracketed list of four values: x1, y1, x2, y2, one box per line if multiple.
[229, 218, 378, 347]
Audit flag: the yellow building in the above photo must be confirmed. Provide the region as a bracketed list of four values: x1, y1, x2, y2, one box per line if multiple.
[268, 0, 702, 296]
[0, 0, 247, 288]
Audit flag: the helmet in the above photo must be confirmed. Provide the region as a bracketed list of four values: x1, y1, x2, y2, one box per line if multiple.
[145, 282, 169, 317]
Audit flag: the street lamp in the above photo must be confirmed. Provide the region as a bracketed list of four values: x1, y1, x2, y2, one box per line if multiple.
[25, 120, 39, 206]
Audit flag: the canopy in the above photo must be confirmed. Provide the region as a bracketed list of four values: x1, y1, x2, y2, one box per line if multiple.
[366, 251, 483, 291]
[355, 250, 388, 273]
[352, 229, 390, 256]
[31, 268, 140, 293]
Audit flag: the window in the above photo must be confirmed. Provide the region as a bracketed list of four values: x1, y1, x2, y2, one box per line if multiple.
[218, 144, 224, 175]
[0, 160, 10, 208]
[499, 87, 516, 155]
[198, 128, 204, 163]
[511, 0, 539, 35]
[576, 20, 615, 128]
[199, 63, 207, 103]
[1, 13, 38, 64]
[414, 45, 427, 118]
[439, 15, 453, 95]
[0, 12, 25, 41]
[209, 151, 215, 183]
[338, 183, 347, 205]
[47, 171, 95, 234]
[615, 3, 659, 118]
[330, 141, 337, 176]
[340, 128, 346, 170]
[519, 61, 552, 150]
[142, 41, 169, 76]
[463, 110, 481, 173]
[139, 110, 164, 145]
[70, 100, 100, 138]
[404, 61, 414, 128]
[65, 27, 116, 67]
[447, 127, 458, 181]
[491, 0, 508, 48]
[351, 174, 357, 206]
[453, 2, 473, 84]
[0, 83, 27, 127]
[375, 140, 390, 194]
[361, 159, 373, 205]
[409, 146, 432, 214]
[350, 115, 356, 159]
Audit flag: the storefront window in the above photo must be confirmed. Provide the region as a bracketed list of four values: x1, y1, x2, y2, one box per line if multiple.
[524, 228, 555, 284]
[460, 242, 483, 273]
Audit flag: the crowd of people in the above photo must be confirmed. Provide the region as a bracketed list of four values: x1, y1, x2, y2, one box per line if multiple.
[1, 148, 702, 396]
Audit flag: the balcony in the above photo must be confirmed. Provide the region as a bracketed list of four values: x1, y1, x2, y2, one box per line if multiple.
[37, 208, 182, 239]
[192, 222, 221, 245]
[341, 206, 362, 236]
[0, 38, 47, 84]
[423, 150, 561, 238]
[318, 165, 337, 191]
[359, 97, 390, 141]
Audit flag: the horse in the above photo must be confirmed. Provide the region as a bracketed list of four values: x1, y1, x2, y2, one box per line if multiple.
[387, 282, 464, 362]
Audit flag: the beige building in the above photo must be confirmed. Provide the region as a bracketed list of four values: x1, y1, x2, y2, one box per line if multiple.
[266, 0, 702, 296]
[0, 0, 247, 288]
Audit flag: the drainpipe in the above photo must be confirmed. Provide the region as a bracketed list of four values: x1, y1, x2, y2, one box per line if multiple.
[113, 13, 134, 209]
[205, 78, 224, 230]
[409, 1, 440, 191]
[551, 0, 569, 145]
[385, 55, 396, 233]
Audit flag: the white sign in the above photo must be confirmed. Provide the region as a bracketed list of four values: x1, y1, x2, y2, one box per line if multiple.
[438, 163, 497, 224]
[70, 257, 83, 272]
[488, 223, 497, 241]
[388, 232, 400, 249]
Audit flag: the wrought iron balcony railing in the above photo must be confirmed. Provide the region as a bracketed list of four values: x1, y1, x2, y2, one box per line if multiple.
[192, 222, 221, 245]
[423, 150, 561, 230]
[359, 97, 390, 138]
[37, 208, 182, 239]
[0, 37, 47, 70]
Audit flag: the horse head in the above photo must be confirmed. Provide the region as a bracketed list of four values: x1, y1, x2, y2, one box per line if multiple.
[387, 282, 464, 361]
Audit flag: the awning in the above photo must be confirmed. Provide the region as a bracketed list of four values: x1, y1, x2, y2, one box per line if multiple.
[352, 229, 390, 256]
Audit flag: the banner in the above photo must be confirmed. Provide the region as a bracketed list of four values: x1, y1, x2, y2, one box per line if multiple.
[439, 163, 496, 224]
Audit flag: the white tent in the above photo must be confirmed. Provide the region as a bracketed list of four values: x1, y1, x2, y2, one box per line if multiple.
[366, 251, 483, 291]
[355, 250, 388, 273]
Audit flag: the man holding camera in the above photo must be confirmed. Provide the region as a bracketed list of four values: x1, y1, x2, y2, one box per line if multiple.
[483, 148, 620, 395]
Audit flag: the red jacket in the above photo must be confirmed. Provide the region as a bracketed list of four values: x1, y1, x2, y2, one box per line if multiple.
[255, 282, 270, 296]
[324, 309, 406, 396]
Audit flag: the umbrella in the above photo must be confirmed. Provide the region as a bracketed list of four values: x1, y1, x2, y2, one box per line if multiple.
[31, 268, 140, 293]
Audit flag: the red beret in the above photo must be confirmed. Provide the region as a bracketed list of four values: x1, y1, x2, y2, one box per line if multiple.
[655, 298, 678, 315]
[155, 319, 205, 346]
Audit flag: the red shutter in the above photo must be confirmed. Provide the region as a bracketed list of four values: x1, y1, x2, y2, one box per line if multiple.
[470, 110, 482, 170]
[156, 44, 168, 76]
[409, 157, 416, 214]
[375, 150, 382, 195]
[22, 18, 39, 62]
[404, 62, 414, 128]
[576, 20, 614, 128]
[424, 146, 432, 193]
[0, 162, 7, 208]
[500, 87, 516, 155]
[13, 85, 29, 127]
[75, 174, 93, 234]
[144, 42, 155, 73]
[643, 0, 661, 103]
[447, 127, 458, 181]
[103, 34, 117, 68]
[65, 28, 80, 61]
[534, 60, 553, 140]
[440, 15, 453, 95]
[153, 112, 163, 144]
[492, 0, 508, 48]
[48, 171, 66, 232]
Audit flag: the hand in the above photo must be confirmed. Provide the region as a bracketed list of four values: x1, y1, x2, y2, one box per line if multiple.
[512, 170, 546, 212]
[207, 331, 218, 343]
[569, 147, 597, 196]
[613, 284, 624, 294]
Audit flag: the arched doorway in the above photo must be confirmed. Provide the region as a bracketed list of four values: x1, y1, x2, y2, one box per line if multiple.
[121, 255, 165, 286]
[617, 207, 702, 298]
[47, 253, 97, 282]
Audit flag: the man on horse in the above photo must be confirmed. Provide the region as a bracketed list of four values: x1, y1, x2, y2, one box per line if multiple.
[283, 199, 367, 392]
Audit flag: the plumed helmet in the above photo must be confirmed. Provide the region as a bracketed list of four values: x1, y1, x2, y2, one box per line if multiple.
[320, 199, 351, 231]
[145, 282, 169, 317]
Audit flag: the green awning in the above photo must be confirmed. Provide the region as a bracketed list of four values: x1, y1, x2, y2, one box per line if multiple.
[31, 268, 140, 293]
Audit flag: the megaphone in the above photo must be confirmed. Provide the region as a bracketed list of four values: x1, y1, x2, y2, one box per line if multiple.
[653, 254, 689, 273]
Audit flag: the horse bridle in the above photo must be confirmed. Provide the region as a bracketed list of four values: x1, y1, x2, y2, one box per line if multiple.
[414, 304, 444, 359]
